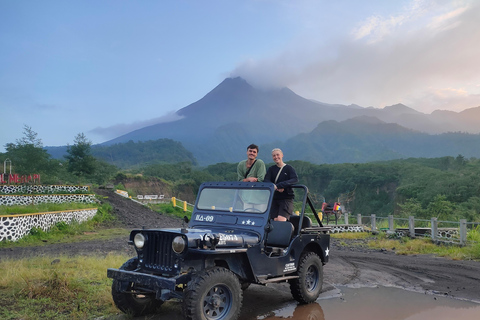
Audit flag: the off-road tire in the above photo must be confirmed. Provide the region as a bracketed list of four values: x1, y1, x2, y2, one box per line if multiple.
[111, 257, 163, 316]
[289, 252, 323, 304]
[183, 267, 242, 320]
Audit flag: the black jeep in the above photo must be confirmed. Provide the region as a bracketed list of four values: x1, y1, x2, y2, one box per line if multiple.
[107, 181, 330, 320]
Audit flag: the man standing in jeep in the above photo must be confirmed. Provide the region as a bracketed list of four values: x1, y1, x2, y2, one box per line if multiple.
[237, 143, 266, 182]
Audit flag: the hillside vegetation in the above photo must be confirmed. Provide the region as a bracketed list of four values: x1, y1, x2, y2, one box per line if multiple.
[91, 139, 197, 169]
[115, 154, 479, 222]
[290, 155, 479, 220]
[2, 127, 479, 222]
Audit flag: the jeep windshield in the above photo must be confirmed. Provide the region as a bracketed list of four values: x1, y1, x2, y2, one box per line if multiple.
[197, 187, 271, 213]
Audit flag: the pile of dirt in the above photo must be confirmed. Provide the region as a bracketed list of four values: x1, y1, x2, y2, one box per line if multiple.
[95, 188, 184, 229]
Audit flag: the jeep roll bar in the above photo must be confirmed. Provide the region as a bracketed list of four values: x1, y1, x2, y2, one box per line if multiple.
[291, 185, 324, 228]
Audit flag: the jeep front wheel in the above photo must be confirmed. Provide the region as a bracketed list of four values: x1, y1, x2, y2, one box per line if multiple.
[111, 258, 163, 316]
[289, 252, 323, 304]
[183, 267, 242, 320]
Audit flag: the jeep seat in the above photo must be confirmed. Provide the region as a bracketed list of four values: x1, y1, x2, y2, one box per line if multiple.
[289, 215, 312, 236]
[265, 221, 294, 248]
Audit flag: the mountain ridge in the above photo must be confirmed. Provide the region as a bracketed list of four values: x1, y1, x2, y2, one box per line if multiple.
[46, 77, 480, 166]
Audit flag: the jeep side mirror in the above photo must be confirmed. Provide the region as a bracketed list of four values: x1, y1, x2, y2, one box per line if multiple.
[182, 216, 190, 231]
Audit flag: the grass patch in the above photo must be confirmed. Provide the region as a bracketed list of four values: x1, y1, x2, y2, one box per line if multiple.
[468, 226, 480, 243]
[334, 230, 480, 261]
[366, 236, 480, 260]
[0, 228, 130, 249]
[147, 202, 191, 220]
[0, 202, 98, 216]
[0, 254, 130, 320]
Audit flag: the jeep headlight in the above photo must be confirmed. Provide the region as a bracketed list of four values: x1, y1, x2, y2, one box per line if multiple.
[134, 233, 145, 249]
[172, 236, 187, 254]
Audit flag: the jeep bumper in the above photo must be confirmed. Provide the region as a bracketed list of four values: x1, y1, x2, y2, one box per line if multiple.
[107, 268, 181, 301]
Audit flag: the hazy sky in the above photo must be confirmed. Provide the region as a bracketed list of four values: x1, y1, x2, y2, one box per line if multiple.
[1, 0, 479, 151]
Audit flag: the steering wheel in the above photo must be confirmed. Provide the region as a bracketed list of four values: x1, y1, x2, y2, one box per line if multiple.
[243, 207, 262, 213]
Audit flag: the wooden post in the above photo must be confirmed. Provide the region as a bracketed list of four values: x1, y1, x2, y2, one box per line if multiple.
[357, 214, 362, 225]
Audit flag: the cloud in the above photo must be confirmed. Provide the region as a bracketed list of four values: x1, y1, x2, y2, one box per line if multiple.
[88, 111, 183, 141]
[405, 87, 480, 113]
[231, 0, 480, 113]
[428, 5, 467, 31]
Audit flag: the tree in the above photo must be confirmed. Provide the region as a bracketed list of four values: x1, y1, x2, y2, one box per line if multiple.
[5, 125, 52, 175]
[454, 154, 467, 169]
[65, 133, 96, 177]
[426, 195, 454, 220]
[397, 198, 424, 219]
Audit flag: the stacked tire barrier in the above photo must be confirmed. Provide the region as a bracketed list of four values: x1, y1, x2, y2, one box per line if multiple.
[0, 185, 97, 242]
[0, 185, 89, 194]
[328, 224, 365, 233]
[0, 194, 96, 206]
[0, 208, 97, 242]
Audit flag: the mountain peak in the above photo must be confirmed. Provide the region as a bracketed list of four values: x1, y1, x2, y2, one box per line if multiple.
[383, 103, 422, 115]
[101, 77, 480, 165]
[209, 77, 254, 94]
[176, 77, 254, 117]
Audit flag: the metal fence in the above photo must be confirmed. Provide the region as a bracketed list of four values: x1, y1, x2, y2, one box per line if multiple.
[329, 213, 480, 246]
[171, 196, 479, 246]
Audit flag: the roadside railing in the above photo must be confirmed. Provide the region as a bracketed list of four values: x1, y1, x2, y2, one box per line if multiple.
[171, 197, 194, 213]
[328, 213, 480, 246]
[167, 196, 479, 246]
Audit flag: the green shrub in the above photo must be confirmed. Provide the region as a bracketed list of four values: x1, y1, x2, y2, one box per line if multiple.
[55, 221, 69, 231]
[148, 202, 187, 219]
[114, 183, 125, 191]
[29, 227, 46, 237]
[90, 203, 115, 224]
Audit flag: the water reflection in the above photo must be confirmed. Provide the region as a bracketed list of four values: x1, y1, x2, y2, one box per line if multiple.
[260, 303, 325, 320]
[117, 285, 480, 320]
[259, 286, 480, 320]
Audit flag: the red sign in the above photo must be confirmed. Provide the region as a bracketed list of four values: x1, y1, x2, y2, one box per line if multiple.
[0, 174, 41, 184]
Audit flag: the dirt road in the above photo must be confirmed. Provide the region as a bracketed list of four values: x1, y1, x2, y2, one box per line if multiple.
[2, 189, 480, 318]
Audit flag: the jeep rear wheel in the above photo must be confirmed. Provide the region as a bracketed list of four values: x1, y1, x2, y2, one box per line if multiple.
[183, 267, 242, 320]
[289, 252, 323, 304]
[111, 258, 163, 316]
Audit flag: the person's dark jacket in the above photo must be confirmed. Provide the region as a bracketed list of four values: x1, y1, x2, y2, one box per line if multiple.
[264, 164, 298, 200]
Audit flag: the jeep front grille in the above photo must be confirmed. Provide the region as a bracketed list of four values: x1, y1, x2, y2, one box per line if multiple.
[142, 232, 178, 274]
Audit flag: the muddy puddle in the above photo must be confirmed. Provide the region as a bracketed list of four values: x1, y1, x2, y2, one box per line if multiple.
[258, 286, 480, 320]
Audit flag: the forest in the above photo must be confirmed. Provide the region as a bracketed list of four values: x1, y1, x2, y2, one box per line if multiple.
[1, 126, 479, 223]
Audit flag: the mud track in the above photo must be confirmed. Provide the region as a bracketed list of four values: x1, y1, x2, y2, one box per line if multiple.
[2, 189, 480, 312]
